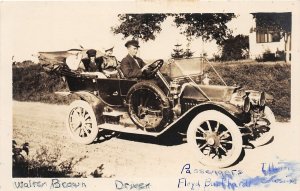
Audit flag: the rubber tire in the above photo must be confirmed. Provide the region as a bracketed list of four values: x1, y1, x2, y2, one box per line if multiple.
[127, 81, 171, 131]
[66, 100, 99, 144]
[250, 106, 276, 147]
[187, 110, 243, 168]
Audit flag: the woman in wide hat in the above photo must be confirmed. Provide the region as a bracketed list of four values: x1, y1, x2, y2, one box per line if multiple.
[99, 45, 119, 78]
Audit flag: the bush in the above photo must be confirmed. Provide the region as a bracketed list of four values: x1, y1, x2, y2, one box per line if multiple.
[13, 62, 72, 104]
[263, 52, 276, 61]
[256, 49, 286, 62]
[12, 141, 112, 178]
[13, 145, 86, 177]
[221, 35, 249, 61]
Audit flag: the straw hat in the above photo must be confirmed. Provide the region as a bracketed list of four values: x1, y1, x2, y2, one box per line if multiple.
[102, 43, 114, 52]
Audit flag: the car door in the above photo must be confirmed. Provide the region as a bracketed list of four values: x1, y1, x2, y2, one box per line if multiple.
[96, 78, 123, 106]
[119, 79, 137, 98]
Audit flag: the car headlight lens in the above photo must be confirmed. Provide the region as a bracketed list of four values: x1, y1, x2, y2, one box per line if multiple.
[230, 90, 266, 112]
[243, 96, 251, 112]
[248, 91, 266, 107]
[230, 90, 251, 113]
[259, 92, 266, 106]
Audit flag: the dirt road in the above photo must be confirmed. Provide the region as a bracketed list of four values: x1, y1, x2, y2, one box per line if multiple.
[13, 101, 299, 178]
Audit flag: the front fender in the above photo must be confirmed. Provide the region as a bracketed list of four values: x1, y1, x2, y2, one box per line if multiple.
[184, 102, 250, 125]
[72, 91, 105, 124]
[208, 102, 251, 124]
[160, 102, 250, 135]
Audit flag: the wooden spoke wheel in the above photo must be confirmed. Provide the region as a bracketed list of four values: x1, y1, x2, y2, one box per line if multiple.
[66, 100, 99, 144]
[187, 110, 243, 168]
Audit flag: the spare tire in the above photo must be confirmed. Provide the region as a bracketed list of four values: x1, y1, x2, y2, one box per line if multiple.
[126, 81, 172, 132]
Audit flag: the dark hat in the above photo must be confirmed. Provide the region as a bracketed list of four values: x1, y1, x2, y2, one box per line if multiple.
[125, 40, 140, 48]
[86, 49, 97, 57]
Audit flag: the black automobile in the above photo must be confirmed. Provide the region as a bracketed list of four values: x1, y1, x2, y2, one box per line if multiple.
[40, 50, 275, 168]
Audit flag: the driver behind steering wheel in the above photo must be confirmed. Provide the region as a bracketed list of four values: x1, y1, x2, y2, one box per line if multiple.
[120, 40, 149, 79]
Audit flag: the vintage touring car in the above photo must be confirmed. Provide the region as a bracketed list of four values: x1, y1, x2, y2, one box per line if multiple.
[40, 51, 275, 168]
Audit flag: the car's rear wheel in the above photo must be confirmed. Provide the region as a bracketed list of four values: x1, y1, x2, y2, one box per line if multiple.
[127, 81, 172, 132]
[66, 100, 99, 144]
[187, 110, 243, 168]
[249, 106, 276, 147]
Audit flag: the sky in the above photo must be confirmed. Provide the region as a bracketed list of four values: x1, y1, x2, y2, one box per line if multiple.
[1, 2, 254, 63]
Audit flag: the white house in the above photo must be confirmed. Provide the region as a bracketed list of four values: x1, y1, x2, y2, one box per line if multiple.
[248, 12, 291, 62]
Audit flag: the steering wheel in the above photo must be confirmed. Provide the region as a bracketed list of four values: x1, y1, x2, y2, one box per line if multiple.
[142, 59, 164, 77]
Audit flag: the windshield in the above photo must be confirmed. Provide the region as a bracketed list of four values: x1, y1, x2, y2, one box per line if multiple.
[160, 57, 227, 86]
[161, 57, 204, 78]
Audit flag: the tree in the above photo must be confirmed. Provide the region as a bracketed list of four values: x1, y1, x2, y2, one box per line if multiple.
[171, 43, 195, 59]
[112, 13, 236, 44]
[184, 48, 194, 58]
[111, 14, 167, 42]
[171, 44, 184, 59]
[221, 35, 249, 61]
[172, 13, 236, 45]
[183, 41, 194, 58]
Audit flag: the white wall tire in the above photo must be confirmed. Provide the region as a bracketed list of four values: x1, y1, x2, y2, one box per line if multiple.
[249, 106, 276, 147]
[187, 110, 243, 168]
[66, 100, 99, 144]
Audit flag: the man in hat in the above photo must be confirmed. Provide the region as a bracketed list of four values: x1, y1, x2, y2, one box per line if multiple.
[120, 40, 148, 79]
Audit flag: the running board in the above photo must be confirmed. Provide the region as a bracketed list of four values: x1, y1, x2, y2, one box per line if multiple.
[98, 123, 160, 137]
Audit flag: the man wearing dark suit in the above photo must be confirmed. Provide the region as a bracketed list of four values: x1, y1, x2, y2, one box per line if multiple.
[120, 40, 148, 79]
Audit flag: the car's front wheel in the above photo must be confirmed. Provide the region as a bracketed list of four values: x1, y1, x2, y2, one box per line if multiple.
[187, 110, 243, 168]
[66, 100, 99, 144]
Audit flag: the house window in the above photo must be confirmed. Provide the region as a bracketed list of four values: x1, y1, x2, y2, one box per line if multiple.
[256, 31, 281, 43]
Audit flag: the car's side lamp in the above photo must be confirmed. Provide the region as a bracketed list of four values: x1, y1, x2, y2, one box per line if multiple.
[243, 96, 251, 112]
[243, 92, 251, 112]
[172, 103, 182, 117]
[170, 80, 180, 95]
[202, 73, 210, 85]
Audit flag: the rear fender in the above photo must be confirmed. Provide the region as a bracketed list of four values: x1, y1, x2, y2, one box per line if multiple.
[71, 91, 105, 124]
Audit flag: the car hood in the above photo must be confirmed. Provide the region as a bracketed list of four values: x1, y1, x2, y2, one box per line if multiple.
[180, 83, 238, 102]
